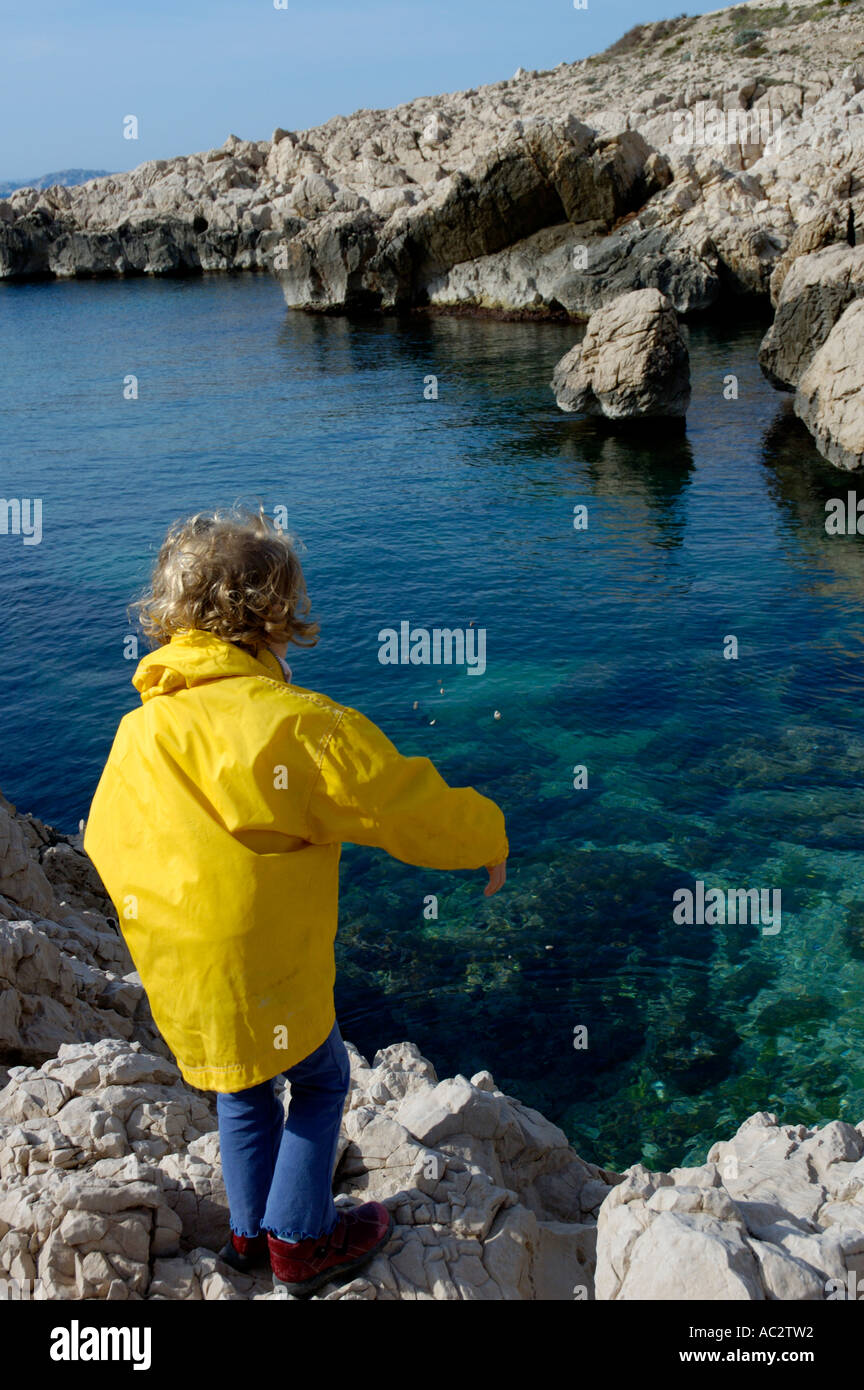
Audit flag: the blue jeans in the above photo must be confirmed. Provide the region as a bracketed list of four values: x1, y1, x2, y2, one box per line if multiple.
[216, 1021, 352, 1243]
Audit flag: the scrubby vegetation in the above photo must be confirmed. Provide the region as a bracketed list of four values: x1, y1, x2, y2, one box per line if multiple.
[603, 13, 694, 59]
[599, 1, 859, 68]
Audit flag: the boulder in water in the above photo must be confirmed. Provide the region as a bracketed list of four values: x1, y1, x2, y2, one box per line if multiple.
[795, 297, 864, 471]
[551, 288, 690, 420]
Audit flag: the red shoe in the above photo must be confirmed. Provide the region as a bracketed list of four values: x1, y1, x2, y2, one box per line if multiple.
[268, 1201, 394, 1297]
[218, 1230, 270, 1273]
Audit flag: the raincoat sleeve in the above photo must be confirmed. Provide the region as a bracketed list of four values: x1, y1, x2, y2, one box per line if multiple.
[305, 707, 508, 870]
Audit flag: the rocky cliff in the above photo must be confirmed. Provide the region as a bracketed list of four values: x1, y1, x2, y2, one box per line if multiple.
[1, 0, 862, 320]
[7, 1, 864, 468]
[1, 788, 863, 1300]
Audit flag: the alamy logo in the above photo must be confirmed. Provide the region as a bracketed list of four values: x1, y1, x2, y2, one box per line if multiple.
[672, 881, 781, 936]
[825, 493, 864, 534]
[0, 497, 42, 545]
[826, 1271, 864, 1300]
[49, 1320, 151, 1370]
[0, 1276, 40, 1300]
[672, 103, 784, 152]
[378, 621, 486, 676]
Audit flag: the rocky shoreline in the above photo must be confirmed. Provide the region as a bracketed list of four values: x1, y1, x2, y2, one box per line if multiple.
[4, 0, 864, 470]
[2, 1, 862, 317]
[1, 788, 862, 1300]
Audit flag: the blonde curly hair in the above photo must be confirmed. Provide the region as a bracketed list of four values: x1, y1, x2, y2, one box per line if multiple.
[132, 506, 319, 654]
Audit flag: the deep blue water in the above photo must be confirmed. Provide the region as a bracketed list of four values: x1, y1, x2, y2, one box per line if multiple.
[2, 273, 864, 1169]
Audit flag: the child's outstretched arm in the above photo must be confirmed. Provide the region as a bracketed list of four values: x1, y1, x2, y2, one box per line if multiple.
[305, 706, 508, 895]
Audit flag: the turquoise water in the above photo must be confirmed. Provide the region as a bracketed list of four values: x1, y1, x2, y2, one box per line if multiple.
[2, 273, 863, 1170]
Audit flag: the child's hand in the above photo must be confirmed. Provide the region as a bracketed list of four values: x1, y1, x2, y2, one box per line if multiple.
[484, 859, 507, 897]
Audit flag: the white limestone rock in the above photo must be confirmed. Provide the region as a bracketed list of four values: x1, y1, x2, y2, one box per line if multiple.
[795, 297, 864, 470]
[760, 243, 864, 389]
[0, 792, 172, 1066]
[0, 1030, 612, 1301]
[2, 793, 862, 1301]
[552, 288, 690, 419]
[0, 793, 55, 917]
[12, 5, 864, 317]
[596, 1113, 864, 1301]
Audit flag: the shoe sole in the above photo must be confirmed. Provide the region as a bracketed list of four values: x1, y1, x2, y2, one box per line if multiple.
[219, 1253, 271, 1275]
[272, 1210, 395, 1299]
[217, 1243, 270, 1275]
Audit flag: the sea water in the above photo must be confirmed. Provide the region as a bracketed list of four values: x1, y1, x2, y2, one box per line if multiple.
[1, 272, 863, 1168]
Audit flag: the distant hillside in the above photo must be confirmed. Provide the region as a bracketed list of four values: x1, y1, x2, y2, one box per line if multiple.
[2, 0, 864, 312]
[0, 169, 113, 196]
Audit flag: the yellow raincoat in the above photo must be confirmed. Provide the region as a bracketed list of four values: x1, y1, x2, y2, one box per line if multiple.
[83, 630, 508, 1092]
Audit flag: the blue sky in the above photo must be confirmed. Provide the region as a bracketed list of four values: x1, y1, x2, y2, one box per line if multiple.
[1, 1, 730, 179]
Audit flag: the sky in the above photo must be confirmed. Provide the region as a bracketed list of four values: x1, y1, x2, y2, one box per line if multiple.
[0, 0, 734, 179]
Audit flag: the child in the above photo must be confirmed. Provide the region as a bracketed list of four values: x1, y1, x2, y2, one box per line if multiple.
[84, 506, 508, 1298]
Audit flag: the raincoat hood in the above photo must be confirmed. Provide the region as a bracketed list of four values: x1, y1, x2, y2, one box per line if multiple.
[133, 629, 287, 702]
